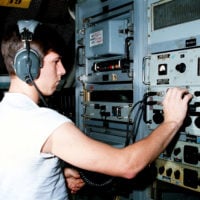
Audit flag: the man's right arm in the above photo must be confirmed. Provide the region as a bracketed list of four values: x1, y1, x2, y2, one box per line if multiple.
[42, 87, 192, 179]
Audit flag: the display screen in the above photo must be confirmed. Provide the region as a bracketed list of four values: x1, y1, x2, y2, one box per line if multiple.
[90, 90, 133, 103]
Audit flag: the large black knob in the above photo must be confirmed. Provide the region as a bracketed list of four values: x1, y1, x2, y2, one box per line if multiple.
[153, 112, 164, 124]
[176, 63, 186, 73]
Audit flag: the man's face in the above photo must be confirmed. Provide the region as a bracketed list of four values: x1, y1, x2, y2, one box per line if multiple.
[36, 51, 66, 96]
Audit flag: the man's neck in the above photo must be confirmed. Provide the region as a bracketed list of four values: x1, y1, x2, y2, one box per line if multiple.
[9, 76, 40, 104]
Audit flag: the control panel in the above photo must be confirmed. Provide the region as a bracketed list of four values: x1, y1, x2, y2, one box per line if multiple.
[146, 0, 200, 193]
[76, 0, 134, 148]
[155, 158, 200, 192]
[145, 85, 200, 137]
[148, 48, 200, 87]
[75, 0, 200, 197]
[145, 49, 200, 191]
[145, 48, 200, 138]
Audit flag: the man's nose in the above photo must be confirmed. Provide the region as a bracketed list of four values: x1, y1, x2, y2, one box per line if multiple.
[59, 61, 66, 75]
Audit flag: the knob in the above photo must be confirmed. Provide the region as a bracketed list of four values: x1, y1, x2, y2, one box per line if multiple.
[194, 117, 200, 129]
[176, 63, 186, 73]
[194, 91, 200, 97]
[159, 166, 165, 175]
[174, 170, 180, 179]
[182, 116, 192, 127]
[153, 112, 164, 124]
[166, 168, 172, 177]
[174, 147, 181, 156]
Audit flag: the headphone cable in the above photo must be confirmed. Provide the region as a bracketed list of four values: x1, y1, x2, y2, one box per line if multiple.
[31, 79, 48, 107]
[24, 39, 48, 107]
[26, 59, 48, 107]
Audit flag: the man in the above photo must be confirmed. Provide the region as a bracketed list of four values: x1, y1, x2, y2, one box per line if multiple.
[0, 20, 192, 199]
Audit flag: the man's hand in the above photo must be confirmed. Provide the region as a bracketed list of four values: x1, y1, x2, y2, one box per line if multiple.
[162, 87, 193, 127]
[64, 168, 85, 194]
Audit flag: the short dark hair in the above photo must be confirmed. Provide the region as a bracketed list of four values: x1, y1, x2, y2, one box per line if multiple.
[1, 22, 66, 75]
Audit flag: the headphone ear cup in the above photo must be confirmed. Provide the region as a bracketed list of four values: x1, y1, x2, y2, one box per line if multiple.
[14, 48, 41, 83]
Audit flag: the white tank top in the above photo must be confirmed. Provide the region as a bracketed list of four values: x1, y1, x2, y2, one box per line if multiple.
[0, 93, 72, 200]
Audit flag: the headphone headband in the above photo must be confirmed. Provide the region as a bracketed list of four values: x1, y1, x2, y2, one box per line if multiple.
[17, 20, 40, 42]
[17, 20, 40, 34]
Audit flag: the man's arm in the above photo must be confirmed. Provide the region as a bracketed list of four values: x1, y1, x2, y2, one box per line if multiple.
[42, 87, 192, 179]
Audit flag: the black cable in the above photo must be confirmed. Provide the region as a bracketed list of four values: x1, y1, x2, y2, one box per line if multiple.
[125, 100, 143, 146]
[131, 105, 144, 142]
[30, 78, 48, 107]
[126, 92, 156, 145]
[79, 170, 114, 187]
[130, 101, 144, 143]
[25, 47, 48, 107]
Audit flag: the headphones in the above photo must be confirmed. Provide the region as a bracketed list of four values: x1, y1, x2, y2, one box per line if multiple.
[14, 20, 41, 84]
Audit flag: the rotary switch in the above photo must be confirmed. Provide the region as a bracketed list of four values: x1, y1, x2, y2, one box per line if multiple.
[176, 63, 186, 73]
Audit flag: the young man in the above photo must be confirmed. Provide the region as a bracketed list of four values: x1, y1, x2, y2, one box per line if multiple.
[0, 20, 192, 199]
